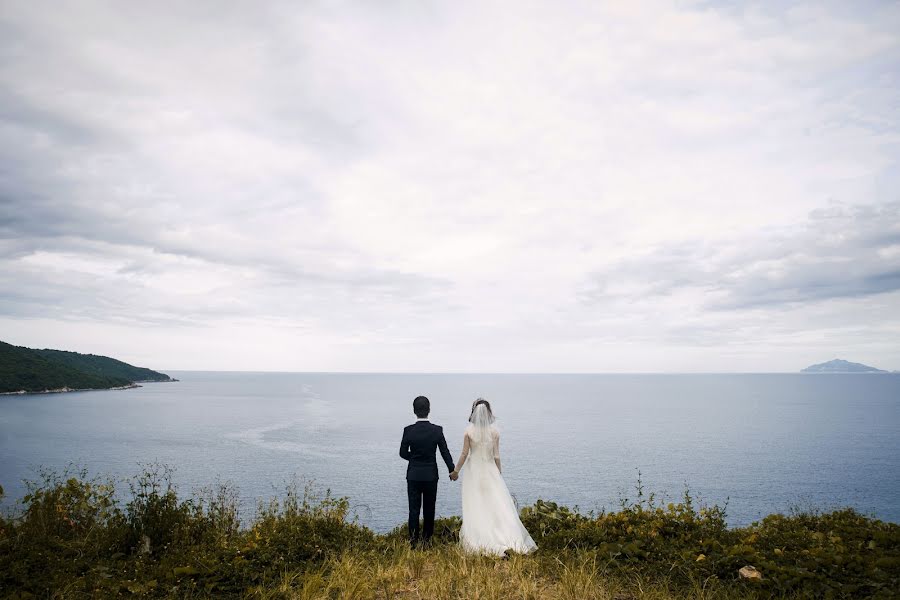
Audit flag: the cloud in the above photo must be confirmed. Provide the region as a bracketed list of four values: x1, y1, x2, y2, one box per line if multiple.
[582, 202, 900, 309]
[0, 0, 898, 370]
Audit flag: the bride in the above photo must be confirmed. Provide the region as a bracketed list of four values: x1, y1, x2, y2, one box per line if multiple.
[450, 398, 537, 555]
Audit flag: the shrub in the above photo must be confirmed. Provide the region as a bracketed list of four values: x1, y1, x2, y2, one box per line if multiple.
[123, 462, 196, 553]
[517, 489, 900, 597]
[0, 466, 125, 597]
[18, 466, 119, 542]
[727, 508, 900, 597]
[1, 467, 898, 598]
[240, 479, 376, 579]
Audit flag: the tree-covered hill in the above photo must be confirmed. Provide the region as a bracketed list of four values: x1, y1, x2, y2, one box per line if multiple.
[34, 347, 175, 383]
[0, 341, 173, 393]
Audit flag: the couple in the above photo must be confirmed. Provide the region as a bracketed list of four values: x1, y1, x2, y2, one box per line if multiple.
[399, 395, 537, 556]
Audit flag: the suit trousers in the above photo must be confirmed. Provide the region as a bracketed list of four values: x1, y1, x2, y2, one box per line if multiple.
[407, 479, 438, 544]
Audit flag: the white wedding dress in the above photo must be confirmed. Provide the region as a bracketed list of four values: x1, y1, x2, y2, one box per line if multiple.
[456, 407, 537, 556]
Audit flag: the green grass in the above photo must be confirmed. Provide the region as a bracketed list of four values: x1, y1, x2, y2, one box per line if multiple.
[1, 466, 897, 599]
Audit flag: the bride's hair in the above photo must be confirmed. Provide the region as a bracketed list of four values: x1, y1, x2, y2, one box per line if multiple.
[468, 398, 495, 424]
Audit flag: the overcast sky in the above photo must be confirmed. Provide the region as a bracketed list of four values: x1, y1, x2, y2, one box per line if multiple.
[1, 0, 899, 372]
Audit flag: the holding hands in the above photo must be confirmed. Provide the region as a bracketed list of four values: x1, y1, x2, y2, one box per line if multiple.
[449, 470, 459, 481]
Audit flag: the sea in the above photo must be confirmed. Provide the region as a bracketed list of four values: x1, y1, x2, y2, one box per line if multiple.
[1, 372, 898, 532]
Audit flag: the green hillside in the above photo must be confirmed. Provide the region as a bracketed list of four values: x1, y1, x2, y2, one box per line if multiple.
[34, 348, 174, 383]
[0, 341, 173, 393]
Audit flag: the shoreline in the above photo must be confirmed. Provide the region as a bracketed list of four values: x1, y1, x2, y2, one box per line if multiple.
[0, 383, 142, 395]
[0, 378, 178, 396]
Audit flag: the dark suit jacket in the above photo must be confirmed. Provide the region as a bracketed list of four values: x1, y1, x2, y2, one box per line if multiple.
[400, 420, 455, 481]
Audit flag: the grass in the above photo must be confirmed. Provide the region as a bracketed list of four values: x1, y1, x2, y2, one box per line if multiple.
[243, 543, 754, 600]
[1, 465, 898, 599]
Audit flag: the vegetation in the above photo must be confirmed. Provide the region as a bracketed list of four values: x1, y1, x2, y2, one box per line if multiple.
[33, 348, 175, 383]
[1, 467, 897, 599]
[0, 341, 131, 393]
[0, 341, 173, 393]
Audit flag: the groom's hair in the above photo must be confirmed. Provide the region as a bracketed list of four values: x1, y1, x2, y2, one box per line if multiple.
[413, 396, 430, 418]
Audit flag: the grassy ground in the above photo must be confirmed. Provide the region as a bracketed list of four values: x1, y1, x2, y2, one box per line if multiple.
[1, 465, 898, 599]
[244, 543, 759, 600]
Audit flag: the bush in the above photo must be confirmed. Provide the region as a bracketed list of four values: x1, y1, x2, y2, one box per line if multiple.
[1, 467, 897, 598]
[0, 466, 125, 597]
[731, 508, 900, 597]
[519, 484, 900, 598]
[123, 463, 195, 552]
[0, 467, 376, 597]
[0, 483, 7, 539]
[18, 466, 119, 542]
[241, 479, 376, 577]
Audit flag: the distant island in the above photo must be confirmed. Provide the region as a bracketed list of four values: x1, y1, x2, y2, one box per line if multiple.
[0, 340, 176, 394]
[801, 358, 888, 373]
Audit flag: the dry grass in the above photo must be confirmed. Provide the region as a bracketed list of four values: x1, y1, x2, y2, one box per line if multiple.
[244, 542, 753, 600]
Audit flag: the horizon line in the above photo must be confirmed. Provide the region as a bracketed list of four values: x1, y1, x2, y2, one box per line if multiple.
[158, 369, 898, 375]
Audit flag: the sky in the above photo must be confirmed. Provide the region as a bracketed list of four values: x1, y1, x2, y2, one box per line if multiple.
[1, 0, 899, 373]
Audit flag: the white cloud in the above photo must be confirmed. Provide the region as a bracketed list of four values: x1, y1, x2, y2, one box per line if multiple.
[1, 0, 898, 371]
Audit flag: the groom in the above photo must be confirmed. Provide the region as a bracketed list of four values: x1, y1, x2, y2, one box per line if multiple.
[399, 395, 457, 547]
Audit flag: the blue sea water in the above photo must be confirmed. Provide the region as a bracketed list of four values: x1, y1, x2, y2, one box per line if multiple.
[1, 372, 898, 532]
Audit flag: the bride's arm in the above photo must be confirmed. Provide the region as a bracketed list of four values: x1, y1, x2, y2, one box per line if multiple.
[451, 433, 470, 476]
[493, 430, 501, 474]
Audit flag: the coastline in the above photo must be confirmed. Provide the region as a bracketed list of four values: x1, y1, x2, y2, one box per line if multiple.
[0, 378, 177, 396]
[0, 383, 142, 395]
